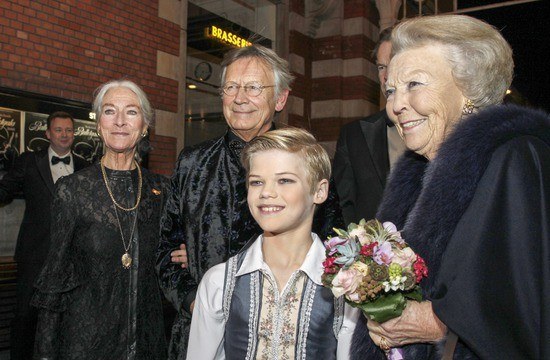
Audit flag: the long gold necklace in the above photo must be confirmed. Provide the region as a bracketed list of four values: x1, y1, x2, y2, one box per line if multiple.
[100, 157, 143, 269]
[113, 205, 137, 269]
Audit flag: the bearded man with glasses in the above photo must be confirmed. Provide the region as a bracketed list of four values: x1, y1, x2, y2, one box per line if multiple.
[157, 44, 343, 359]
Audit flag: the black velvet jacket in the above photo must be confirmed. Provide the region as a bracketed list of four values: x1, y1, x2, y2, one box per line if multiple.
[350, 105, 550, 360]
[157, 129, 343, 359]
[32, 164, 169, 360]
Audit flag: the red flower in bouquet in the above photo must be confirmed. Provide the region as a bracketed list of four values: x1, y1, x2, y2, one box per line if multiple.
[322, 256, 339, 274]
[413, 255, 428, 283]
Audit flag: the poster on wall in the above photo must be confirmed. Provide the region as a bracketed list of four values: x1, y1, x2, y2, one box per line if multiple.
[24, 112, 49, 152]
[73, 119, 102, 163]
[0, 108, 22, 175]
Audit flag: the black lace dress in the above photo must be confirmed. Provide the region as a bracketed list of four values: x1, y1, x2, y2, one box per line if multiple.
[32, 164, 168, 360]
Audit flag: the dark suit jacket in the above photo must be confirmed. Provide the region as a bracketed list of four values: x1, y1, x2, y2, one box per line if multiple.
[0, 149, 89, 265]
[333, 110, 390, 224]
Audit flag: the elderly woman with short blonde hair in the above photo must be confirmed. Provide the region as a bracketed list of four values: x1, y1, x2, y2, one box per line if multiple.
[350, 14, 550, 360]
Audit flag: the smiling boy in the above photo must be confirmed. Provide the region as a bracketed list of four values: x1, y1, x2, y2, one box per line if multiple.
[187, 127, 359, 360]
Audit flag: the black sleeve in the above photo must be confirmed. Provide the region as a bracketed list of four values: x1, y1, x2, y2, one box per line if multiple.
[156, 156, 198, 314]
[431, 136, 550, 359]
[34, 310, 61, 360]
[31, 177, 81, 359]
[0, 152, 27, 203]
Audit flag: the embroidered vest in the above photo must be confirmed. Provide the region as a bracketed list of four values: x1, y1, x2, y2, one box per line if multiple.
[223, 249, 344, 360]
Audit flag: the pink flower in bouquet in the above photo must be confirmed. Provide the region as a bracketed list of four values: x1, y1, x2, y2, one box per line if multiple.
[373, 241, 394, 265]
[392, 247, 417, 268]
[324, 236, 347, 256]
[331, 268, 363, 298]
[349, 227, 369, 245]
[347, 292, 362, 303]
[383, 221, 404, 243]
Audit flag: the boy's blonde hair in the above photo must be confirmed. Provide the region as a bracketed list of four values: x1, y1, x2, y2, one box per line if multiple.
[241, 127, 331, 193]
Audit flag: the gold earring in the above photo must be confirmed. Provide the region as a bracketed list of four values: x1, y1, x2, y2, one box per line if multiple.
[141, 129, 148, 138]
[462, 99, 475, 115]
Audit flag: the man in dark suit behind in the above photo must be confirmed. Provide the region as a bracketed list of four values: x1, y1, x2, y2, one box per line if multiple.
[0, 111, 89, 359]
[333, 27, 406, 224]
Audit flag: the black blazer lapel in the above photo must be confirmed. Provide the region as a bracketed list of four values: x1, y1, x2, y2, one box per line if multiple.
[360, 113, 390, 186]
[36, 150, 55, 195]
[72, 152, 90, 172]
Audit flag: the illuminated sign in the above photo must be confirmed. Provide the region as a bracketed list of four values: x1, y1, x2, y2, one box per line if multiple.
[206, 25, 251, 48]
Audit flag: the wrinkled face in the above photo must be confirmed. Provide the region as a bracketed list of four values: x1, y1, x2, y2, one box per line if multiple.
[376, 41, 392, 95]
[46, 117, 74, 156]
[222, 58, 289, 142]
[247, 150, 327, 237]
[385, 45, 466, 160]
[97, 87, 147, 155]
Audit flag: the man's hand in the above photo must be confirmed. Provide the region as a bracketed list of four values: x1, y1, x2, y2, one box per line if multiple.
[171, 243, 188, 268]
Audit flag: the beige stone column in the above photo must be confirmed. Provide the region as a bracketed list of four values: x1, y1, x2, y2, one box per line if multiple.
[157, 0, 188, 153]
[276, 1, 290, 126]
[376, 0, 402, 30]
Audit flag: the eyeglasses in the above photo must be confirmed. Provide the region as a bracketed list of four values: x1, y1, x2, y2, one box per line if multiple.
[220, 82, 275, 97]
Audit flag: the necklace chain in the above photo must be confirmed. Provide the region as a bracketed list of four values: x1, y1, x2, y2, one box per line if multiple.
[113, 204, 137, 253]
[100, 157, 142, 211]
[100, 156, 143, 269]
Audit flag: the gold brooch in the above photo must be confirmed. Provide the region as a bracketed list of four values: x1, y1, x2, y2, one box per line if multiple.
[152, 188, 161, 195]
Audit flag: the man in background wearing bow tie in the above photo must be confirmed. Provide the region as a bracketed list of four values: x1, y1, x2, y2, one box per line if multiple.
[0, 111, 89, 359]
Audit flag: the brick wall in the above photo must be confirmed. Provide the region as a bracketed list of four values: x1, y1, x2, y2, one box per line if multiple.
[0, 0, 181, 174]
[148, 131, 176, 176]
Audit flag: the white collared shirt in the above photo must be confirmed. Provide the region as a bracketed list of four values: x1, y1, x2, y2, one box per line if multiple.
[387, 124, 407, 170]
[48, 147, 74, 183]
[187, 233, 360, 360]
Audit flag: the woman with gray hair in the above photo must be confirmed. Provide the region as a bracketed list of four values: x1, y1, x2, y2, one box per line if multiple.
[350, 14, 549, 360]
[32, 79, 168, 359]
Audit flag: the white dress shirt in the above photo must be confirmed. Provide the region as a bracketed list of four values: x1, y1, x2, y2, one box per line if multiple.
[387, 125, 407, 170]
[187, 233, 360, 360]
[48, 147, 74, 183]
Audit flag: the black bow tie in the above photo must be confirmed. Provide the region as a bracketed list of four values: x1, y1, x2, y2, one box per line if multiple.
[51, 156, 71, 165]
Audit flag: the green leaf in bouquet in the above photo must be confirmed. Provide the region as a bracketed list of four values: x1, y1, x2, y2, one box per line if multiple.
[404, 287, 423, 302]
[353, 288, 424, 323]
[354, 293, 407, 323]
[333, 227, 349, 238]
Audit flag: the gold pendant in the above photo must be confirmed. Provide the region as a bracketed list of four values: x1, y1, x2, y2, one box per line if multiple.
[121, 252, 132, 269]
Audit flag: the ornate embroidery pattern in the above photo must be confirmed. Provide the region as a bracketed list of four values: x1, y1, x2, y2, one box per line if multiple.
[257, 271, 303, 360]
[296, 277, 316, 359]
[223, 256, 239, 321]
[246, 271, 261, 360]
[332, 296, 345, 338]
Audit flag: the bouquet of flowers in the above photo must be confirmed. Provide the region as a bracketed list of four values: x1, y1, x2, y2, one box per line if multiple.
[322, 219, 428, 323]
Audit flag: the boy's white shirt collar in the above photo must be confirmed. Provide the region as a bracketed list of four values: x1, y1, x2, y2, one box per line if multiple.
[236, 233, 325, 285]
